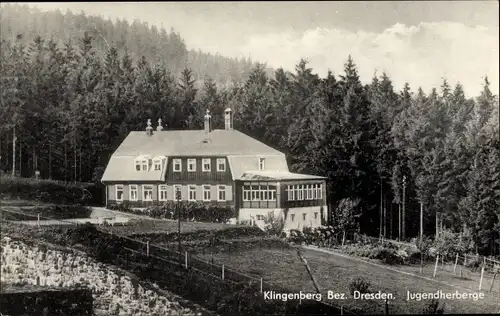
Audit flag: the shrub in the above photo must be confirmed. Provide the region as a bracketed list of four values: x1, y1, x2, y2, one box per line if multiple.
[0, 175, 102, 205]
[287, 229, 305, 244]
[422, 299, 445, 314]
[263, 212, 285, 236]
[433, 230, 473, 261]
[348, 276, 371, 295]
[108, 201, 235, 223]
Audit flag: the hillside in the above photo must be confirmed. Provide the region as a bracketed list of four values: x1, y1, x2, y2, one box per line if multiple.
[0, 3, 273, 87]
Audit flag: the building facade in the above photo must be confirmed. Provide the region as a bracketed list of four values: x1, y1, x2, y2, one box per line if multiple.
[101, 109, 328, 230]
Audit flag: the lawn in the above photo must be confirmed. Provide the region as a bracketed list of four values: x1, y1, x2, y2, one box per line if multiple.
[196, 246, 499, 314]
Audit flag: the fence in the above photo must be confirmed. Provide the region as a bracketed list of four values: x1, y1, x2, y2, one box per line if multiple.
[0, 208, 348, 315]
[352, 232, 500, 297]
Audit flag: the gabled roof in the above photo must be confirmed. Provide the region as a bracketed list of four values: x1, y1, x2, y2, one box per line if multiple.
[112, 129, 283, 157]
[238, 171, 326, 181]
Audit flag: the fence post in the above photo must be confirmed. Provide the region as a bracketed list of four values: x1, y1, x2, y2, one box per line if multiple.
[479, 266, 484, 291]
[146, 241, 149, 257]
[222, 264, 224, 280]
[185, 251, 188, 269]
[340, 305, 343, 315]
[490, 273, 497, 293]
[433, 255, 439, 278]
[441, 255, 444, 270]
[454, 254, 459, 273]
[37, 213, 40, 227]
[260, 277, 263, 293]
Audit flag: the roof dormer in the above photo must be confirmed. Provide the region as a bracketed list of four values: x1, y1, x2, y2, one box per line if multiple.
[134, 154, 152, 171]
[152, 155, 166, 171]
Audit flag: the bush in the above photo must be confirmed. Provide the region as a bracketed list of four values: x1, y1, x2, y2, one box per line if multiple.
[0, 175, 102, 205]
[287, 229, 305, 244]
[422, 299, 445, 314]
[263, 212, 285, 236]
[433, 230, 473, 261]
[108, 201, 235, 223]
[348, 276, 371, 295]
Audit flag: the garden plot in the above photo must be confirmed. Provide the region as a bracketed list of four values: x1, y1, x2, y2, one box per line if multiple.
[0, 236, 211, 316]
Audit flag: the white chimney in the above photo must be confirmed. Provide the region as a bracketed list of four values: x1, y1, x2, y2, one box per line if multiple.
[224, 108, 233, 130]
[204, 109, 211, 134]
[156, 118, 163, 131]
[146, 119, 153, 136]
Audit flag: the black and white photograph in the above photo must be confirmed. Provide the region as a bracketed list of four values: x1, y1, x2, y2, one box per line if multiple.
[0, 1, 499, 315]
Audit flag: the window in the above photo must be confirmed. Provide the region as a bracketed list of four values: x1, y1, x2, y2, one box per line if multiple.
[308, 184, 314, 200]
[314, 212, 318, 220]
[303, 213, 307, 221]
[287, 185, 295, 201]
[141, 160, 148, 171]
[256, 215, 264, 221]
[291, 214, 295, 222]
[188, 159, 196, 172]
[251, 185, 260, 201]
[243, 184, 275, 202]
[217, 158, 226, 172]
[243, 185, 250, 201]
[173, 185, 182, 201]
[143, 185, 153, 201]
[115, 185, 124, 201]
[129, 185, 138, 201]
[298, 185, 304, 200]
[188, 185, 197, 201]
[318, 184, 323, 199]
[294, 185, 299, 201]
[268, 185, 277, 201]
[173, 159, 182, 172]
[218, 185, 226, 201]
[159, 185, 168, 201]
[313, 184, 318, 199]
[153, 159, 162, 171]
[202, 158, 211, 172]
[259, 158, 265, 170]
[203, 185, 211, 201]
[135, 161, 141, 171]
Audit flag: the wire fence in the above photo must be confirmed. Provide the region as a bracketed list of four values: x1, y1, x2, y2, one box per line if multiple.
[350, 232, 500, 297]
[0, 208, 350, 315]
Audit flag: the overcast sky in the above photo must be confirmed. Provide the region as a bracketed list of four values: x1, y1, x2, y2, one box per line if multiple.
[25, 1, 500, 97]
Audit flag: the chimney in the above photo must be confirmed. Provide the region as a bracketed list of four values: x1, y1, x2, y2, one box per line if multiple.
[146, 119, 153, 136]
[224, 108, 233, 130]
[156, 118, 163, 131]
[204, 109, 211, 134]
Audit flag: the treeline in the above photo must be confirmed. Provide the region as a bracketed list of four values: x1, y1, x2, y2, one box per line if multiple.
[0, 31, 499, 255]
[0, 3, 267, 87]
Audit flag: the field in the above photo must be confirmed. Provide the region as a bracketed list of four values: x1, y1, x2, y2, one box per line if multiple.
[195, 246, 498, 314]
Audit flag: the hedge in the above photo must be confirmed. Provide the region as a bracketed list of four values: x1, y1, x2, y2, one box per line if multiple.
[108, 201, 236, 223]
[0, 175, 103, 205]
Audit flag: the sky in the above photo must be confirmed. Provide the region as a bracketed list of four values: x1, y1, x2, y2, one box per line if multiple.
[24, 1, 500, 97]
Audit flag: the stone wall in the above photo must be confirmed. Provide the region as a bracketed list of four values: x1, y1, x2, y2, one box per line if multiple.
[0, 236, 199, 316]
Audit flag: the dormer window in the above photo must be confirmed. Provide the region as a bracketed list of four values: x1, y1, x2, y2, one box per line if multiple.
[135, 161, 141, 171]
[259, 158, 265, 170]
[153, 159, 161, 171]
[141, 160, 148, 171]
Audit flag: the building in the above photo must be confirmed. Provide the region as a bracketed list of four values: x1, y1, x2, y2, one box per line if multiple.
[101, 109, 328, 230]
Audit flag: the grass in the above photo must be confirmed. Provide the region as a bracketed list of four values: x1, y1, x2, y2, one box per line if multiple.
[197, 246, 500, 314]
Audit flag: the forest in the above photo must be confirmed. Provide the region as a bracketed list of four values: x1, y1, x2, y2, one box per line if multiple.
[0, 4, 499, 255]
